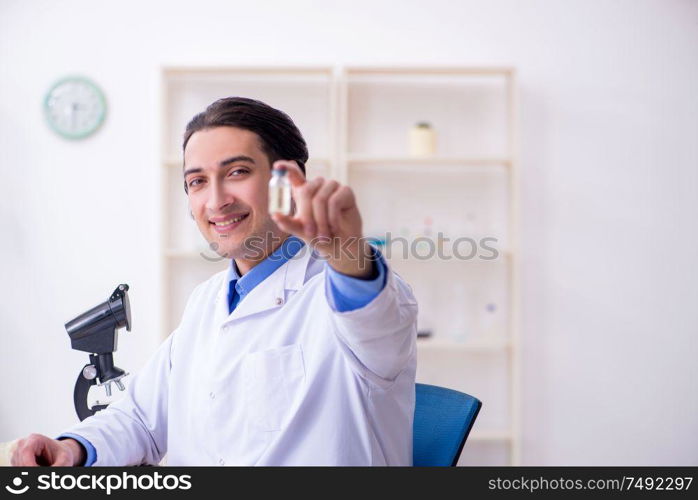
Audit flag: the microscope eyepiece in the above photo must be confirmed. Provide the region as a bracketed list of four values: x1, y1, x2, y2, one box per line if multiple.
[65, 284, 132, 354]
[108, 284, 131, 332]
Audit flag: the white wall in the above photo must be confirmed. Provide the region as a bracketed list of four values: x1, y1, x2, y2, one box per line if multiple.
[1, 0, 696, 465]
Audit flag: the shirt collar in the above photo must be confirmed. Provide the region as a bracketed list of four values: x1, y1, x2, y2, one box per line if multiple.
[227, 235, 305, 297]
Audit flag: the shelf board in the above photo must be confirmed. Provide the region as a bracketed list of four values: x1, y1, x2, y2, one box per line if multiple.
[164, 65, 334, 76]
[163, 67, 335, 86]
[164, 248, 510, 263]
[164, 250, 510, 275]
[346, 157, 511, 175]
[383, 250, 512, 265]
[345, 66, 515, 77]
[416, 337, 510, 352]
[347, 156, 510, 167]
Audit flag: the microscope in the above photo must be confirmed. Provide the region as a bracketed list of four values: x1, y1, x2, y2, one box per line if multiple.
[65, 284, 132, 421]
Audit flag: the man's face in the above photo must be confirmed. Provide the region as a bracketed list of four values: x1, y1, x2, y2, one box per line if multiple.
[183, 126, 286, 268]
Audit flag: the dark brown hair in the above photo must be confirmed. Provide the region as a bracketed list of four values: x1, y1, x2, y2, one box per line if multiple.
[182, 97, 308, 192]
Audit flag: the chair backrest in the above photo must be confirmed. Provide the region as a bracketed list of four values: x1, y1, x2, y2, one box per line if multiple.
[413, 383, 482, 466]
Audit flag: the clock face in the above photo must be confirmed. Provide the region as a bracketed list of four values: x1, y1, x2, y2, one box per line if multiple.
[44, 76, 106, 140]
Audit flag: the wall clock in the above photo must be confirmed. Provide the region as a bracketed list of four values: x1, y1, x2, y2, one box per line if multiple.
[44, 76, 107, 140]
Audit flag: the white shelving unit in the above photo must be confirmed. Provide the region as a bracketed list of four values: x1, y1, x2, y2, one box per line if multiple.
[159, 66, 519, 465]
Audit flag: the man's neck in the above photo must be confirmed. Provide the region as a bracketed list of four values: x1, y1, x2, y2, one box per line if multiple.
[234, 233, 291, 276]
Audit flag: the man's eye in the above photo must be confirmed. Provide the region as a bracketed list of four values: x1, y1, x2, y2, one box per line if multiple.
[229, 168, 250, 177]
[188, 178, 203, 187]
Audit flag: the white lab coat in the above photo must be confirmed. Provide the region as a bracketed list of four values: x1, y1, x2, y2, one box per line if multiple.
[60, 245, 418, 465]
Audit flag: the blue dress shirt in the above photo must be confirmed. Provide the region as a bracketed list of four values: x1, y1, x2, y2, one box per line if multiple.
[57, 432, 97, 467]
[229, 235, 387, 314]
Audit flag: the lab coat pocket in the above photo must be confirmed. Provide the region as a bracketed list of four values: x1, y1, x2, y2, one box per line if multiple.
[242, 344, 306, 432]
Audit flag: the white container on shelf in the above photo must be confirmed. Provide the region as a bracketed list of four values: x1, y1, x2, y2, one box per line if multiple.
[409, 122, 436, 157]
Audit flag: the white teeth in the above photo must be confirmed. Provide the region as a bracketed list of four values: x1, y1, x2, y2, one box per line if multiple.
[213, 214, 247, 226]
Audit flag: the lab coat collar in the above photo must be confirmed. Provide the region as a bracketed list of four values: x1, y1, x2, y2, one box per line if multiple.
[213, 242, 316, 329]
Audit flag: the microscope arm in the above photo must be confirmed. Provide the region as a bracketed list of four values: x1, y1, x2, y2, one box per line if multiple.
[73, 363, 109, 421]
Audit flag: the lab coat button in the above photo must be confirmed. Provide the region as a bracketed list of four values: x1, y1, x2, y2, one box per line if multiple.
[219, 458, 225, 465]
[209, 392, 215, 399]
[275, 297, 283, 305]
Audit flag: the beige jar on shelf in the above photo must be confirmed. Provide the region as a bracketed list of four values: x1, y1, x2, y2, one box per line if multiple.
[409, 122, 436, 157]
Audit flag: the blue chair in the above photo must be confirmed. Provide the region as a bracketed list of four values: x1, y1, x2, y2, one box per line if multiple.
[413, 383, 482, 466]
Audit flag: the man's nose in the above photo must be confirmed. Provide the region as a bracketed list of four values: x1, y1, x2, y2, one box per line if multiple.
[206, 180, 233, 213]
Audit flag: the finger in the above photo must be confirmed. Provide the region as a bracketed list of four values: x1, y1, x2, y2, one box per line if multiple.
[294, 177, 323, 238]
[271, 212, 304, 236]
[17, 442, 39, 466]
[35, 440, 55, 466]
[327, 185, 355, 234]
[312, 179, 340, 239]
[273, 160, 305, 188]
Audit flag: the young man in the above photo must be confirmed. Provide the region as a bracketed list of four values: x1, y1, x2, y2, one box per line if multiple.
[11, 97, 418, 466]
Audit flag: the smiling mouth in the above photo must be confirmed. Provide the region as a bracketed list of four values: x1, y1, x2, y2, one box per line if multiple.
[210, 213, 249, 232]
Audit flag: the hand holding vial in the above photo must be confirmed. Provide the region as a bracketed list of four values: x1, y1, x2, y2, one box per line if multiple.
[269, 160, 374, 279]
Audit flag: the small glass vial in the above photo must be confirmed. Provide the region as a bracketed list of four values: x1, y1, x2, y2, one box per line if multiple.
[268, 168, 292, 215]
[409, 122, 436, 157]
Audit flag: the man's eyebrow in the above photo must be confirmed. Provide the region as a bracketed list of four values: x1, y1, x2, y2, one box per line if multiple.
[220, 155, 255, 167]
[183, 155, 256, 178]
[182, 166, 202, 178]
